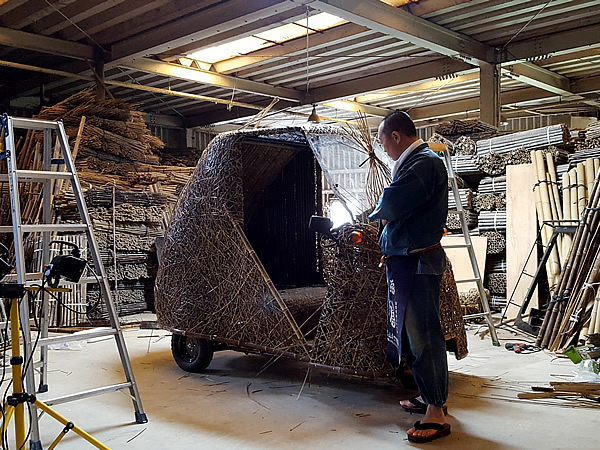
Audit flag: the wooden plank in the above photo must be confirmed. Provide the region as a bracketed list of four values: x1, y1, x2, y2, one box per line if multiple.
[442, 235, 487, 292]
[506, 164, 538, 320]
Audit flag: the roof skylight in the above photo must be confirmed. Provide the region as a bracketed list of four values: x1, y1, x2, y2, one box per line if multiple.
[186, 12, 346, 65]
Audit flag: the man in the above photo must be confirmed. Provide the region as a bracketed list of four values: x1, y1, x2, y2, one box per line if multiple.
[368, 110, 450, 444]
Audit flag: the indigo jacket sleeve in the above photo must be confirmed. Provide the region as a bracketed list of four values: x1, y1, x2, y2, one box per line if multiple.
[369, 160, 433, 226]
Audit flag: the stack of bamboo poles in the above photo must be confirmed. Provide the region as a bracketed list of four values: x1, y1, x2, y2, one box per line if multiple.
[448, 155, 482, 177]
[535, 158, 600, 350]
[447, 188, 473, 211]
[446, 210, 477, 230]
[584, 121, 600, 140]
[476, 148, 532, 175]
[478, 211, 506, 232]
[478, 176, 506, 194]
[477, 124, 569, 155]
[428, 133, 454, 155]
[435, 119, 497, 137]
[454, 136, 477, 156]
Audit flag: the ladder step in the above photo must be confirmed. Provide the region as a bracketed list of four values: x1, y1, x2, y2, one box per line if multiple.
[37, 328, 117, 347]
[43, 382, 134, 406]
[443, 243, 473, 249]
[10, 117, 59, 130]
[463, 312, 494, 320]
[455, 277, 481, 283]
[21, 224, 89, 233]
[0, 170, 73, 182]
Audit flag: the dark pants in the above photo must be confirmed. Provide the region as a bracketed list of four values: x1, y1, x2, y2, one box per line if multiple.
[386, 254, 448, 407]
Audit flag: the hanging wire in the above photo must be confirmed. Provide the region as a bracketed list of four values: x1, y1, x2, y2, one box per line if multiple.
[502, 0, 554, 50]
[305, 7, 310, 93]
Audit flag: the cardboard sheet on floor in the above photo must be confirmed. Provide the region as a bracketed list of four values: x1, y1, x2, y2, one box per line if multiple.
[506, 164, 538, 321]
[442, 235, 487, 293]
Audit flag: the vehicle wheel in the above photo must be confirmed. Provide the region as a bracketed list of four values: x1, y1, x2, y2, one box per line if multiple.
[171, 334, 214, 373]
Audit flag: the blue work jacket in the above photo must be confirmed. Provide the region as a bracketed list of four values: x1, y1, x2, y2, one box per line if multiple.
[368, 143, 448, 256]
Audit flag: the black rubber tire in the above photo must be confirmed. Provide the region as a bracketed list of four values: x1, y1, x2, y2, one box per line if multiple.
[171, 334, 214, 373]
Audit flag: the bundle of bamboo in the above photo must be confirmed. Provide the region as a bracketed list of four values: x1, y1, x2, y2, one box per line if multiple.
[446, 210, 477, 230]
[481, 231, 506, 254]
[584, 121, 600, 140]
[435, 119, 497, 137]
[474, 193, 506, 212]
[479, 211, 506, 232]
[448, 188, 473, 211]
[428, 133, 454, 155]
[536, 163, 600, 350]
[478, 176, 506, 194]
[447, 155, 483, 177]
[454, 136, 477, 156]
[477, 124, 569, 155]
[476, 148, 532, 175]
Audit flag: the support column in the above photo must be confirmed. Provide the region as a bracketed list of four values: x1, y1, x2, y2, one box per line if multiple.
[480, 63, 500, 128]
[94, 49, 105, 101]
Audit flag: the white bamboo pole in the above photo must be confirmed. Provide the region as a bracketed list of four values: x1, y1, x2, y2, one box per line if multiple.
[531, 151, 557, 291]
[545, 155, 562, 265]
[569, 169, 579, 221]
[577, 162, 587, 218]
[534, 151, 561, 288]
[561, 172, 573, 261]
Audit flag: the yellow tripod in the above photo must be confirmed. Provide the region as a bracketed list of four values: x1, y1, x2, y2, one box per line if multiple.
[1, 285, 109, 449]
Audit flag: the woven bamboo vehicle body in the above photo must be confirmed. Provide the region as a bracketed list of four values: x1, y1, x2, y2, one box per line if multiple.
[155, 126, 467, 377]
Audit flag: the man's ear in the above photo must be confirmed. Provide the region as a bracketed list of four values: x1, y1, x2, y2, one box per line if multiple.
[391, 131, 401, 143]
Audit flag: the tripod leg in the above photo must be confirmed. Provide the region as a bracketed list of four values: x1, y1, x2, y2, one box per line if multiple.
[9, 297, 27, 449]
[1, 404, 15, 445]
[48, 422, 73, 450]
[33, 400, 109, 450]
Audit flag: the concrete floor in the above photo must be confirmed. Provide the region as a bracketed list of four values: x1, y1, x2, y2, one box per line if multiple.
[3, 322, 599, 449]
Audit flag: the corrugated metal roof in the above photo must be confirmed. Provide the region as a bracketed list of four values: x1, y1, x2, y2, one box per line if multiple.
[0, 0, 598, 127]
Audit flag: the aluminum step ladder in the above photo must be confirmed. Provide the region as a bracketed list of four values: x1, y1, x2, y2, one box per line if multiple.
[1, 115, 147, 448]
[430, 142, 499, 346]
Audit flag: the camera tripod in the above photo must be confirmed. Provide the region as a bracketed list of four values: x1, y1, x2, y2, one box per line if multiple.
[1, 283, 108, 449]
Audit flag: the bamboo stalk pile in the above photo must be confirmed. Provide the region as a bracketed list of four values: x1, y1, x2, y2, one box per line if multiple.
[459, 288, 485, 316]
[446, 210, 477, 230]
[454, 136, 477, 156]
[536, 165, 600, 350]
[568, 148, 600, 168]
[481, 231, 506, 254]
[478, 211, 506, 232]
[448, 188, 473, 211]
[476, 148, 532, 175]
[478, 176, 506, 194]
[474, 193, 506, 212]
[476, 124, 569, 155]
[584, 121, 600, 140]
[428, 133, 454, 155]
[448, 155, 483, 177]
[486, 272, 507, 295]
[0, 89, 198, 323]
[434, 119, 497, 137]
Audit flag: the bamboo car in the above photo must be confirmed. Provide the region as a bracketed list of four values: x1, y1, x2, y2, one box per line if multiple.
[155, 125, 467, 377]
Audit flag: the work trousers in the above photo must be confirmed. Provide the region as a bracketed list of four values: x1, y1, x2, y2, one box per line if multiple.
[386, 253, 448, 407]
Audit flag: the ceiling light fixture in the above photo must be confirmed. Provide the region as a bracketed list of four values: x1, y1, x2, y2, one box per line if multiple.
[308, 105, 321, 123]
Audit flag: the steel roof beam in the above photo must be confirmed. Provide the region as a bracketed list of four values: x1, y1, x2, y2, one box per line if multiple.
[0, 26, 97, 60]
[301, 0, 493, 65]
[502, 62, 572, 96]
[310, 58, 472, 103]
[120, 58, 303, 102]
[110, 0, 303, 64]
[498, 23, 600, 64]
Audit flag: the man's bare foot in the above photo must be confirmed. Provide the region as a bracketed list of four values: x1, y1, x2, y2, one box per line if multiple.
[407, 405, 446, 439]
